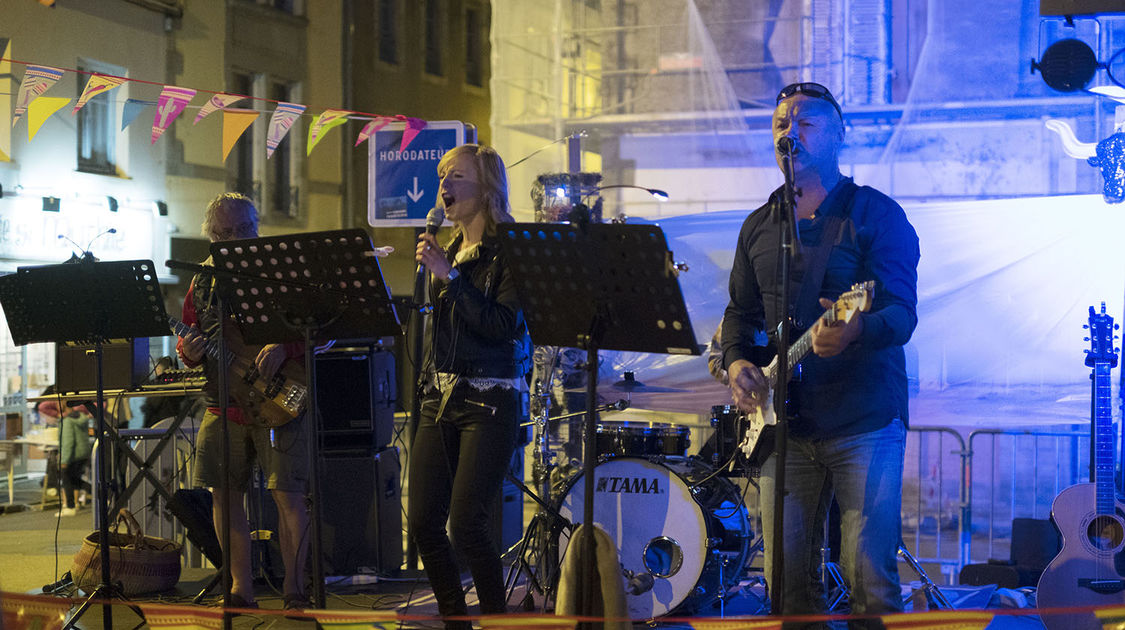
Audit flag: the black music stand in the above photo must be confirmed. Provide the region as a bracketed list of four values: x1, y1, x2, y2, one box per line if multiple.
[207, 228, 400, 608]
[0, 260, 169, 630]
[497, 222, 698, 623]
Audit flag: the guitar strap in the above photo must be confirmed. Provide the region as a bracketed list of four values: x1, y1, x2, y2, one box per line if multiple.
[792, 180, 861, 330]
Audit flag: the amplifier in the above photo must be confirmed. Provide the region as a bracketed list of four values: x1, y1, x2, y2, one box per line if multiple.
[315, 348, 396, 453]
[56, 338, 150, 393]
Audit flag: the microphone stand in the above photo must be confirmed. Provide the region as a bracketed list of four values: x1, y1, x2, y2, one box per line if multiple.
[770, 142, 800, 614]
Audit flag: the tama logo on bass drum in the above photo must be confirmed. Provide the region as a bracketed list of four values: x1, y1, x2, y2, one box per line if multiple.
[595, 475, 662, 494]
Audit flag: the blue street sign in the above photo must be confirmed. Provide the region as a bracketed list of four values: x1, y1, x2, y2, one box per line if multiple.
[368, 120, 466, 226]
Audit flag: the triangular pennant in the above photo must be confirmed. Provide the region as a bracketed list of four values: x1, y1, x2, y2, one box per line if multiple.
[354, 116, 393, 147]
[152, 85, 197, 144]
[266, 102, 306, 158]
[222, 109, 260, 161]
[121, 98, 153, 130]
[28, 96, 71, 140]
[72, 74, 126, 115]
[306, 109, 351, 155]
[194, 93, 246, 124]
[400, 117, 428, 151]
[13, 64, 64, 127]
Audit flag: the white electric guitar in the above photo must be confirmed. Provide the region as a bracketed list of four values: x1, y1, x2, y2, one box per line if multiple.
[738, 281, 875, 462]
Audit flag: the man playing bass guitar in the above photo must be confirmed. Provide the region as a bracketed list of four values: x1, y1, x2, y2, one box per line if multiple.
[177, 193, 311, 610]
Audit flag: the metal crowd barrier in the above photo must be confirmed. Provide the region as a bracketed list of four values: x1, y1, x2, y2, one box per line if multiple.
[900, 424, 1090, 583]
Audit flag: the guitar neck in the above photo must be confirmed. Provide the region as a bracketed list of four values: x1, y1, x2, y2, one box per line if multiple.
[168, 317, 233, 365]
[767, 309, 840, 387]
[1095, 360, 1115, 515]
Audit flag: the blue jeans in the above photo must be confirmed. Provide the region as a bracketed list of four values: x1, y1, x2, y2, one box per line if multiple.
[759, 418, 906, 629]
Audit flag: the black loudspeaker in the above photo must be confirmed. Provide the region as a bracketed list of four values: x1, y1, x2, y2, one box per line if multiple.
[56, 338, 149, 393]
[319, 448, 403, 575]
[315, 347, 396, 453]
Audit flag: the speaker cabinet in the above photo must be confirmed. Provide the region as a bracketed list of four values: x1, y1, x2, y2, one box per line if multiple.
[56, 338, 149, 393]
[315, 348, 395, 453]
[319, 448, 403, 575]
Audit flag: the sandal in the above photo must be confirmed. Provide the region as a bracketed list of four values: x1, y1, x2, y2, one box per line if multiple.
[283, 593, 311, 610]
[226, 593, 258, 609]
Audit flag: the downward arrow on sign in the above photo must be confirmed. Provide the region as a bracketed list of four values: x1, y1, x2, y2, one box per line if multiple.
[407, 177, 425, 202]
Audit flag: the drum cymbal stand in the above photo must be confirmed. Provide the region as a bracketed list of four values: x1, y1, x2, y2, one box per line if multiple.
[897, 541, 953, 610]
[504, 373, 568, 610]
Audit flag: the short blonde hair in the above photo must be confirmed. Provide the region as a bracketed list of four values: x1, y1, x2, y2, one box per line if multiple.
[201, 193, 258, 241]
[438, 144, 513, 236]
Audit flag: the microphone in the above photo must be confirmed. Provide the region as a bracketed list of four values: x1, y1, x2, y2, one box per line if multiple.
[776, 137, 795, 155]
[413, 207, 445, 308]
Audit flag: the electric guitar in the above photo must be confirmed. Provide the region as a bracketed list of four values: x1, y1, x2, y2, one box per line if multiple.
[738, 281, 875, 463]
[168, 316, 307, 427]
[1037, 303, 1124, 630]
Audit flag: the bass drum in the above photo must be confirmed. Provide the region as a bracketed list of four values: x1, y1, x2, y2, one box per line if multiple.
[555, 457, 752, 619]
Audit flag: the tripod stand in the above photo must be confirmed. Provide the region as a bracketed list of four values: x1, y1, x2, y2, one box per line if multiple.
[0, 260, 172, 630]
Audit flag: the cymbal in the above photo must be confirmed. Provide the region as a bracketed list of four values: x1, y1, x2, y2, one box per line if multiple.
[608, 380, 688, 394]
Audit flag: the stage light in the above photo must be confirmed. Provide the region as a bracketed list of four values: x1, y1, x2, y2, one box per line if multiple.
[42, 196, 60, 212]
[105, 196, 118, 212]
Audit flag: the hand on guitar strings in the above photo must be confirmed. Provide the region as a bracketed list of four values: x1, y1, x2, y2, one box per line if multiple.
[810, 297, 864, 358]
[728, 359, 769, 414]
[255, 344, 287, 381]
[179, 325, 208, 364]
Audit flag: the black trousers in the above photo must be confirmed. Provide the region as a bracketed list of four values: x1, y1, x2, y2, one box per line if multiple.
[407, 383, 519, 629]
[61, 457, 90, 509]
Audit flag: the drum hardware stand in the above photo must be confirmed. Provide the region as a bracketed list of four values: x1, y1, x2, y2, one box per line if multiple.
[0, 260, 172, 630]
[897, 542, 953, 610]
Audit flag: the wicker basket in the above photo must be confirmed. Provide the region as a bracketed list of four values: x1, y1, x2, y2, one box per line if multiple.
[71, 509, 182, 596]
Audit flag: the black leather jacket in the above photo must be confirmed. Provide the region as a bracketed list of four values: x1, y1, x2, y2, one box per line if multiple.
[426, 232, 532, 379]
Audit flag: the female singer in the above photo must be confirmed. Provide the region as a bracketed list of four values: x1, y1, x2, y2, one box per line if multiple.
[409, 143, 531, 629]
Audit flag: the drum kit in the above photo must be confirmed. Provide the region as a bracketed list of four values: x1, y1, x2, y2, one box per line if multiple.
[504, 361, 762, 619]
[504, 361, 952, 620]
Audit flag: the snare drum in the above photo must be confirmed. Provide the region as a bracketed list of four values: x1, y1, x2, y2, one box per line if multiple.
[595, 422, 690, 458]
[556, 457, 752, 618]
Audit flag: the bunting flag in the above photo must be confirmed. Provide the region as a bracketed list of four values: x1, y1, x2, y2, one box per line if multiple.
[221, 109, 260, 161]
[354, 116, 393, 147]
[881, 610, 994, 629]
[72, 73, 126, 115]
[121, 98, 152, 130]
[307, 109, 351, 155]
[13, 64, 64, 127]
[401, 116, 428, 151]
[194, 93, 246, 124]
[480, 615, 578, 629]
[266, 102, 306, 158]
[152, 85, 196, 143]
[142, 604, 225, 630]
[0, 593, 71, 630]
[687, 620, 783, 629]
[27, 96, 71, 140]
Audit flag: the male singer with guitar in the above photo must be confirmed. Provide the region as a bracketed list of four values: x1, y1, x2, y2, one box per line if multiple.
[721, 83, 920, 627]
[177, 193, 310, 610]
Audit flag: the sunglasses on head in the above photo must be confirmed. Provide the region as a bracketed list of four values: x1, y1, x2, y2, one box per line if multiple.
[776, 82, 843, 119]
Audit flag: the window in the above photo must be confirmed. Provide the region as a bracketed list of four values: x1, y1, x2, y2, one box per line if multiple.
[377, 0, 399, 64]
[229, 72, 257, 202]
[76, 59, 123, 175]
[424, 0, 444, 76]
[268, 80, 298, 217]
[465, 5, 484, 87]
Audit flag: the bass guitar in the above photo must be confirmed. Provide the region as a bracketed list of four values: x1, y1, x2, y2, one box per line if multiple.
[1037, 303, 1124, 630]
[168, 316, 307, 428]
[738, 281, 875, 463]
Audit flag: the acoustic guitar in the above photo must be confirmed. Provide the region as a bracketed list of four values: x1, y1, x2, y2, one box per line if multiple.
[168, 316, 307, 427]
[737, 281, 874, 463]
[1037, 303, 1124, 630]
